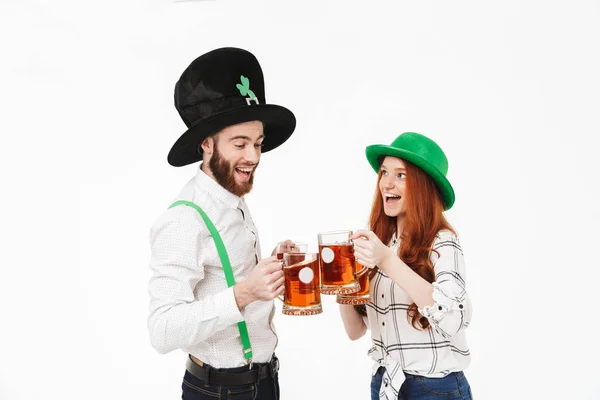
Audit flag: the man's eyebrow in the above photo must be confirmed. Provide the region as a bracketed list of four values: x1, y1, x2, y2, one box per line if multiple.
[229, 135, 265, 141]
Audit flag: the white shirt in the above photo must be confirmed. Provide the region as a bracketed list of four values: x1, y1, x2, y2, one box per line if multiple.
[147, 167, 277, 368]
[367, 230, 472, 399]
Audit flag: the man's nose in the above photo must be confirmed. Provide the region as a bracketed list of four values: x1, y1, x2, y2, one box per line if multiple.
[244, 145, 260, 163]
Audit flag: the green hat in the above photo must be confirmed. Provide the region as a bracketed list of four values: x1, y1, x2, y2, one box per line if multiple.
[365, 132, 455, 210]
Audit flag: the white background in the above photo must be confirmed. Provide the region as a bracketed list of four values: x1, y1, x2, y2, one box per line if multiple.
[1, 0, 599, 399]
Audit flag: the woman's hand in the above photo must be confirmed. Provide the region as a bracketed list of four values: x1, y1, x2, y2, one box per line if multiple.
[351, 229, 394, 273]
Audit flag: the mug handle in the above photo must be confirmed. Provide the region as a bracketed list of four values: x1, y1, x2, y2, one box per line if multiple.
[354, 261, 368, 278]
[276, 257, 287, 303]
[350, 237, 368, 277]
[355, 262, 369, 277]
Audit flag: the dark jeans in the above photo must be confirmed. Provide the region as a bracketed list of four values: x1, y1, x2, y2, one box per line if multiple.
[371, 366, 473, 400]
[181, 367, 280, 400]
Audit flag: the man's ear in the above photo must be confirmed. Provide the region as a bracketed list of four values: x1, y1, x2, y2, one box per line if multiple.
[200, 136, 214, 155]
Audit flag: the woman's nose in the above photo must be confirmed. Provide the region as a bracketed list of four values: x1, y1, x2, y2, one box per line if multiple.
[382, 177, 394, 189]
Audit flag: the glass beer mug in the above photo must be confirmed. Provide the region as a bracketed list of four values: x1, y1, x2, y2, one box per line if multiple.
[336, 260, 371, 305]
[279, 252, 323, 316]
[318, 230, 367, 295]
[275, 241, 308, 260]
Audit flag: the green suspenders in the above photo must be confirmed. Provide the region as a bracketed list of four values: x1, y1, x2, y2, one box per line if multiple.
[169, 200, 253, 364]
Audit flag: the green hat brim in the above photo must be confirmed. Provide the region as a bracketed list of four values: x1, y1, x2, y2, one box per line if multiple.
[365, 144, 455, 210]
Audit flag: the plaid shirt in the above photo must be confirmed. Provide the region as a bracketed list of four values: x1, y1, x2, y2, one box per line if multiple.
[366, 230, 472, 399]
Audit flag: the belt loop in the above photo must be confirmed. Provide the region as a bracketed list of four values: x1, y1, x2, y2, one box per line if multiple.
[270, 355, 279, 377]
[205, 364, 212, 386]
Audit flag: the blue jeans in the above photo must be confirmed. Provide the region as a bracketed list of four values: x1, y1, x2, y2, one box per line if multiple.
[181, 369, 279, 399]
[371, 366, 473, 400]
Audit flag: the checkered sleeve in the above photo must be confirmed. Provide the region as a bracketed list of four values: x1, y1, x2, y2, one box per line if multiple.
[418, 231, 472, 339]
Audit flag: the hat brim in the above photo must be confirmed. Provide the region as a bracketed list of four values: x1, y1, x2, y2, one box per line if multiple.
[167, 104, 296, 167]
[365, 145, 455, 210]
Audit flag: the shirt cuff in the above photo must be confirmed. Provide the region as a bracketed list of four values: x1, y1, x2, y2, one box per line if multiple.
[419, 282, 466, 322]
[214, 286, 245, 327]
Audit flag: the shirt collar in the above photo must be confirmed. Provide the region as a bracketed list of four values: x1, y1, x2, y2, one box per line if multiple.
[195, 165, 242, 209]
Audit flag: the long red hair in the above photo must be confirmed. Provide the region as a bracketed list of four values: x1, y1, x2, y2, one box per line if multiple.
[369, 157, 454, 330]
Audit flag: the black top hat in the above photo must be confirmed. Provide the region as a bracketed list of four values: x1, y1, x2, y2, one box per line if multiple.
[167, 47, 297, 167]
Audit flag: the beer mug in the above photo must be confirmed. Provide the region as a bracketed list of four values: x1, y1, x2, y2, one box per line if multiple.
[318, 230, 367, 295]
[336, 261, 371, 305]
[275, 241, 308, 260]
[279, 252, 323, 316]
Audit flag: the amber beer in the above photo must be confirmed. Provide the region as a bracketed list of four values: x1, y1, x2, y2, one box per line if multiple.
[319, 243, 359, 294]
[336, 261, 371, 305]
[282, 253, 322, 316]
[318, 229, 365, 295]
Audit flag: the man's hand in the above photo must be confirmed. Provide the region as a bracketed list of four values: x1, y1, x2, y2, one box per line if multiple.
[234, 255, 284, 309]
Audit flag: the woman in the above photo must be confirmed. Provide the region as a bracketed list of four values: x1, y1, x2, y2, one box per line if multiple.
[339, 132, 473, 399]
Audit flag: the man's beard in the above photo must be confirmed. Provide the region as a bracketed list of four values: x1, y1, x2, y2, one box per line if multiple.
[208, 144, 257, 197]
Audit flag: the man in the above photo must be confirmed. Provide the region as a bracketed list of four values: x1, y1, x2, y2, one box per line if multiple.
[148, 47, 296, 400]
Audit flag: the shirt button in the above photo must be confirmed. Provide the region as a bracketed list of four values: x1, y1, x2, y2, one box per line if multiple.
[459, 304, 464, 309]
[382, 322, 385, 326]
[438, 306, 443, 311]
[381, 294, 384, 299]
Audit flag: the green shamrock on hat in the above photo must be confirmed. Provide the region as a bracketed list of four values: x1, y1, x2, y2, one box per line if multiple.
[236, 75, 256, 99]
